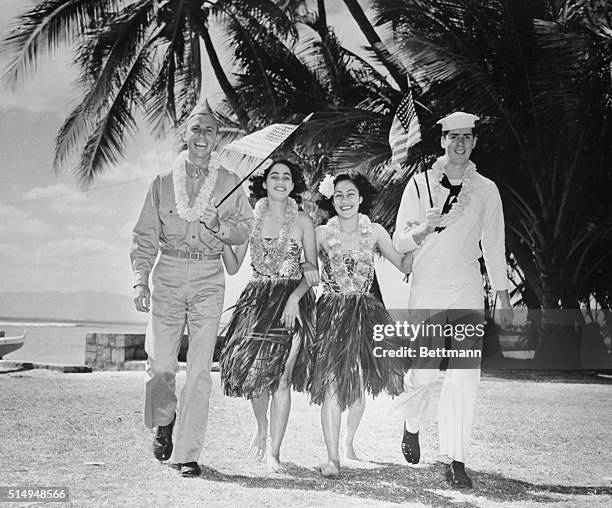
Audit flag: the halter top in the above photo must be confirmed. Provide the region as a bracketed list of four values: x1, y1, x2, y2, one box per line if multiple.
[319, 248, 375, 294]
[251, 237, 303, 279]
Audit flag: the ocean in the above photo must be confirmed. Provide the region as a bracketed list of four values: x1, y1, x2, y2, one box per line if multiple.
[0, 319, 147, 365]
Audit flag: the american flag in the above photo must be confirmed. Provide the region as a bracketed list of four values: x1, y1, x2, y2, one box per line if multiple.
[388, 89, 421, 170]
[223, 123, 300, 159]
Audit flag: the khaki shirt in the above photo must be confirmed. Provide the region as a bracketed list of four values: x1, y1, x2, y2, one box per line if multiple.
[131, 166, 253, 287]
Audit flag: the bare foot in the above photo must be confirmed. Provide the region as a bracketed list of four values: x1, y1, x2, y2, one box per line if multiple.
[342, 442, 360, 461]
[318, 460, 340, 478]
[249, 429, 267, 462]
[265, 451, 283, 473]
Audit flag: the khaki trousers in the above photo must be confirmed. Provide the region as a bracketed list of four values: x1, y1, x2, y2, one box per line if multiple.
[391, 283, 483, 463]
[143, 254, 225, 463]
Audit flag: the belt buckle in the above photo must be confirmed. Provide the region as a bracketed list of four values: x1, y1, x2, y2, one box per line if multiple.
[189, 251, 201, 261]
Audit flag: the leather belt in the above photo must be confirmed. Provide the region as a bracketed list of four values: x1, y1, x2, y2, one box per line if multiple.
[161, 249, 221, 261]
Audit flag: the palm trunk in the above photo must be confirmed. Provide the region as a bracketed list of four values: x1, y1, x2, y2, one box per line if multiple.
[533, 240, 581, 368]
[315, 0, 342, 100]
[341, 0, 406, 92]
[200, 26, 249, 129]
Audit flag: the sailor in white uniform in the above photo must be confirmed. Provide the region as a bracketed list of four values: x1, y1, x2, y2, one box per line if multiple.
[392, 112, 514, 488]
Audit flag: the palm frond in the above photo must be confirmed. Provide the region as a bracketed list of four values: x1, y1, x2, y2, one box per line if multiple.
[144, 0, 190, 134]
[0, 0, 125, 88]
[211, 0, 297, 41]
[54, 0, 154, 171]
[77, 41, 153, 186]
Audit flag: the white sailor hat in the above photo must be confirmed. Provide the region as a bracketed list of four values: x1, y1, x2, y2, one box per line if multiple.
[436, 112, 480, 131]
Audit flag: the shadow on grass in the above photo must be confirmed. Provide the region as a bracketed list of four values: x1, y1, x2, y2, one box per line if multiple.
[481, 368, 612, 384]
[191, 461, 612, 507]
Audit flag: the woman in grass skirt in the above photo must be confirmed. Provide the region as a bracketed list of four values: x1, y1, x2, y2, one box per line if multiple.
[311, 173, 413, 478]
[220, 159, 319, 472]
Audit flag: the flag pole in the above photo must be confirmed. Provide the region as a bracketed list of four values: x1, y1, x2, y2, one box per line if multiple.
[215, 113, 314, 208]
[406, 75, 433, 208]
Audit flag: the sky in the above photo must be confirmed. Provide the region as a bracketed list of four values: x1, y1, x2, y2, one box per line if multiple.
[0, 0, 408, 309]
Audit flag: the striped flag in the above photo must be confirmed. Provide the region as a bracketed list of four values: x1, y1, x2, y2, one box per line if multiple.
[223, 123, 300, 159]
[388, 89, 421, 170]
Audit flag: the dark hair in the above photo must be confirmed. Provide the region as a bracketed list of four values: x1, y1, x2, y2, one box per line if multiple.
[316, 173, 377, 217]
[249, 159, 306, 205]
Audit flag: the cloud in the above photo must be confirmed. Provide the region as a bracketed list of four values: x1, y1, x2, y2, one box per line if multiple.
[0, 203, 49, 237]
[0, 242, 19, 256]
[98, 143, 177, 184]
[0, 53, 79, 116]
[23, 183, 105, 216]
[41, 237, 124, 267]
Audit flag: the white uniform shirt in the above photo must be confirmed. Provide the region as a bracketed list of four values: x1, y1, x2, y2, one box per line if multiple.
[393, 169, 508, 292]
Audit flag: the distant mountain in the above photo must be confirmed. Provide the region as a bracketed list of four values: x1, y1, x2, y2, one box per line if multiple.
[0, 291, 146, 324]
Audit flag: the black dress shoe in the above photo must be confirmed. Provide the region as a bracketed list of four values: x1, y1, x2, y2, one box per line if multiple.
[401, 425, 420, 464]
[153, 413, 176, 461]
[180, 462, 202, 478]
[445, 461, 473, 489]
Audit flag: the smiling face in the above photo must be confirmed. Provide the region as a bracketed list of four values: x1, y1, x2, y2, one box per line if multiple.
[332, 179, 362, 219]
[441, 127, 477, 166]
[185, 114, 218, 162]
[263, 163, 294, 200]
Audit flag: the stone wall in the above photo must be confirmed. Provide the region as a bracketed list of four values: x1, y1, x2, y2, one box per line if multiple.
[85, 333, 223, 371]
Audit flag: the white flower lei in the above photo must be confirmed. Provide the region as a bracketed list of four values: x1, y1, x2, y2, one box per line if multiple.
[172, 150, 220, 222]
[326, 214, 373, 293]
[430, 156, 477, 228]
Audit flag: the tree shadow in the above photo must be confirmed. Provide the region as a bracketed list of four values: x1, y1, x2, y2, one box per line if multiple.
[194, 461, 612, 507]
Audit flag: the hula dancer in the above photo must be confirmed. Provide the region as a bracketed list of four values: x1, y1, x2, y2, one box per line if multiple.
[220, 160, 319, 472]
[311, 173, 413, 478]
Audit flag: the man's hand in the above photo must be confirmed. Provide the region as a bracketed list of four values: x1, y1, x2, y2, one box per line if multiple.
[200, 203, 220, 233]
[301, 261, 320, 287]
[495, 290, 514, 330]
[423, 207, 442, 233]
[408, 209, 441, 246]
[282, 294, 301, 329]
[133, 285, 151, 313]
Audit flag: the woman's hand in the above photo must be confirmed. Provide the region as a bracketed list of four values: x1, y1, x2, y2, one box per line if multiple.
[282, 294, 301, 329]
[301, 261, 320, 287]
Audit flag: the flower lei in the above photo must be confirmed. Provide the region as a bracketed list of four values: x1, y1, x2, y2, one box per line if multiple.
[172, 150, 220, 222]
[326, 214, 373, 293]
[250, 197, 299, 276]
[430, 156, 477, 228]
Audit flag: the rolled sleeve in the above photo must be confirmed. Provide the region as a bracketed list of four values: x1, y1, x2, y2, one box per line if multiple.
[481, 183, 508, 291]
[130, 176, 161, 287]
[393, 176, 422, 253]
[212, 174, 253, 245]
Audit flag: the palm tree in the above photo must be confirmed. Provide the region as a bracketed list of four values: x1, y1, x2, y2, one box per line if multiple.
[328, 0, 612, 312]
[0, 0, 290, 186]
[341, 0, 407, 93]
[304, 0, 611, 365]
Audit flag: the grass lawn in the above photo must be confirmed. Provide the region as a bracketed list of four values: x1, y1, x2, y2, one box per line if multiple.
[0, 369, 610, 507]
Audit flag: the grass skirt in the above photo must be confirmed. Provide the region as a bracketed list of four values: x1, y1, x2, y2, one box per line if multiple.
[220, 277, 315, 398]
[309, 292, 408, 410]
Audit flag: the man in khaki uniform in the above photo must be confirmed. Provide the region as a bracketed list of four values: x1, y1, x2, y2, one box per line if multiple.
[131, 101, 253, 477]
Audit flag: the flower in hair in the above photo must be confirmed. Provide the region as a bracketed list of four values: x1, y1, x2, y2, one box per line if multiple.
[318, 173, 335, 199]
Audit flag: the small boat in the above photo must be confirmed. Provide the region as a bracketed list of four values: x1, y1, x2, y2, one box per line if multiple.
[0, 330, 27, 359]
